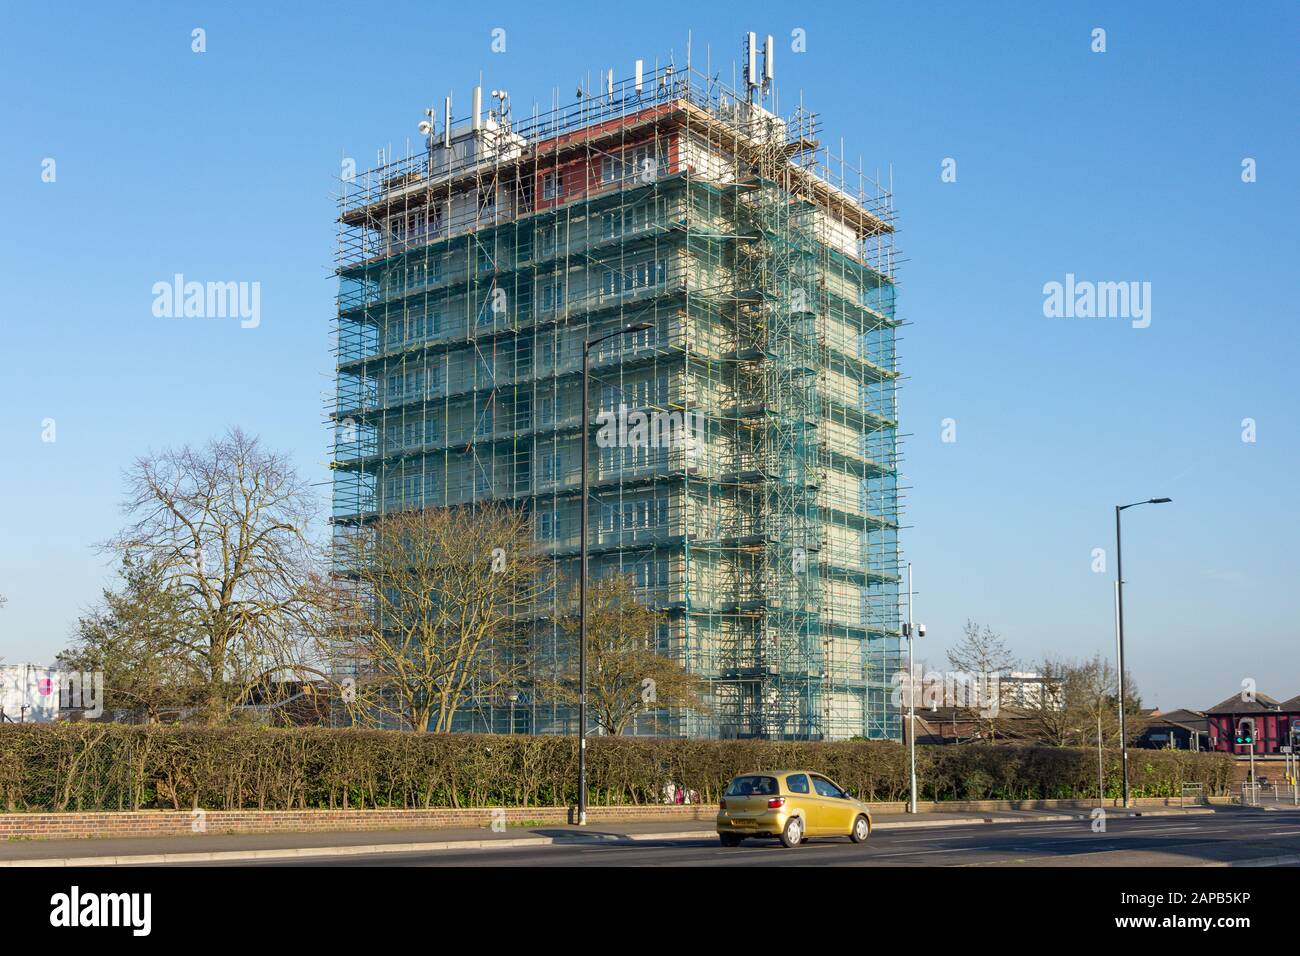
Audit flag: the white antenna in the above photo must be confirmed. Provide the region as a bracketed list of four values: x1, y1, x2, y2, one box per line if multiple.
[472, 86, 482, 130]
[444, 95, 452, 149]
[746, 31, 758, 100]
[764, 34, 774, 90]
[635, 59, 644, 93]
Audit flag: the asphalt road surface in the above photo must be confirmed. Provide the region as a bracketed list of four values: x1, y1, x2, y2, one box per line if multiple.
[218, 809, 1300, 867]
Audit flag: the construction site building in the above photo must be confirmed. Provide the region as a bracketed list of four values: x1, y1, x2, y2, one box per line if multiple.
[332, 41, 903, 740]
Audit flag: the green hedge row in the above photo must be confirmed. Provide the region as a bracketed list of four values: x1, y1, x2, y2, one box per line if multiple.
[0, 725, 1234, 812]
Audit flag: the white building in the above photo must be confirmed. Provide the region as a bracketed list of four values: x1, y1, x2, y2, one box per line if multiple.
[0, 664, 61, 723]
[999, 671, 1063, 711]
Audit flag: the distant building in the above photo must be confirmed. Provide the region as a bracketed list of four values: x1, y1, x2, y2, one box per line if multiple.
[1136, 708, 1210, 750]
[1203, 693, 1300, 755]
[998, 671, 1062, 711]
[237, 680, 334, 727]
[0, 664, 60, 723]
[908, 705, 1039, 745]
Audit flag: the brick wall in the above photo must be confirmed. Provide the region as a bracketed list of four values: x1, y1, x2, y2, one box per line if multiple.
[0, 805, 715, 840]
[0, 796, 1203, 841]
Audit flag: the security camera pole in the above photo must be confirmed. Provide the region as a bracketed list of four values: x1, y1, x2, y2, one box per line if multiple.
[904, 563, 924, 814]
[577, 322, 652, 826]
[1114, 497, 1172, 809]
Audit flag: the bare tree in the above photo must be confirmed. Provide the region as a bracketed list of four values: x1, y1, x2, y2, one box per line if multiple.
[945, 619, 1019, 740]
[542, 575, 709, 735]
[946, 619, 1019, 675]
[333, 503, 550, 733]
[1030, 654, 1142, 747]
[1027, 657, 1075, 746]
[109, 428, 329, 724]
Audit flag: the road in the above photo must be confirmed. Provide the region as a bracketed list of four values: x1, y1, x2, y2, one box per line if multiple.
[220, 809, 1300, 867]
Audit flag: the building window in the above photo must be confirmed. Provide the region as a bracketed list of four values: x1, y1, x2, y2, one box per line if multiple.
[542, 171, 563, 201]
[540, 450, 562, 483]
[633, 559, 668, 589]
[541, 280, 565, 312]
[387, 369, 423, 402]
[538, 224, 557, 257]
[600, 142, 667, 184]
[601, 259, 666, 299]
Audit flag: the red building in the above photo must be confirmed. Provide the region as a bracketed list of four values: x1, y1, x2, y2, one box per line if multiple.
[1204, 693, 1300, 755]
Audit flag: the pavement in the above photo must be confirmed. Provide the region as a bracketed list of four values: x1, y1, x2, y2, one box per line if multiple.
[7, 805, 1292, 867]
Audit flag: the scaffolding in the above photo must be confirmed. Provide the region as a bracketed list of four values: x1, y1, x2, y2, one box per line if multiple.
[331, 46, 902, 740]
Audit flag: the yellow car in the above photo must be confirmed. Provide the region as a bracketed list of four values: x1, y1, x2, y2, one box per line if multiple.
[716, 770, 873, 847]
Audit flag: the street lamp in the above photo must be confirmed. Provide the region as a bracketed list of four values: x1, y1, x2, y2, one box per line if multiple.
[576, 321, 652, 826]
[508, 691, 519, 736]
[1114, 496, 1171, 809]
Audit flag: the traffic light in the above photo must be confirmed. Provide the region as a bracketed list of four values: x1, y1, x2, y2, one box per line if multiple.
[1235, 718, 1255, 745]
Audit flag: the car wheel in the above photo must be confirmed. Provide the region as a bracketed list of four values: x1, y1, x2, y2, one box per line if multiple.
[850, 814, 870, 844]
[719, 833, 743, 847]
[779, 815, 804, 848]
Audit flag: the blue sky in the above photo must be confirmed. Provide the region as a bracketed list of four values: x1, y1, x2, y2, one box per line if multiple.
[1, 1, 1296, 710]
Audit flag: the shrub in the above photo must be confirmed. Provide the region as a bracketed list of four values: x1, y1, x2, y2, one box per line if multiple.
[0, 725, 1234, 812]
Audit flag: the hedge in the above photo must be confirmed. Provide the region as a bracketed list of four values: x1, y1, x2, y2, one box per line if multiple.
[0, 725, 1234, 812]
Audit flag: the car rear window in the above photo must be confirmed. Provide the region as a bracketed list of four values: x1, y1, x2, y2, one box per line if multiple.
[726, 775, 779, 797]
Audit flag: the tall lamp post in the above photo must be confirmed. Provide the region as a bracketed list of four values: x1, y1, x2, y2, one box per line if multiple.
[577, 322, 652, 826]
[1114, 496, 1171, 809]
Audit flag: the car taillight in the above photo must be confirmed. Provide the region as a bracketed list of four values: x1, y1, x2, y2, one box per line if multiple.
[767, 797, 785, 809]
[720, 798, 727, 809]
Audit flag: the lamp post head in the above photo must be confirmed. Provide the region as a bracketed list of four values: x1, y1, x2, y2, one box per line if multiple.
[1120, 496, 1173, 511]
